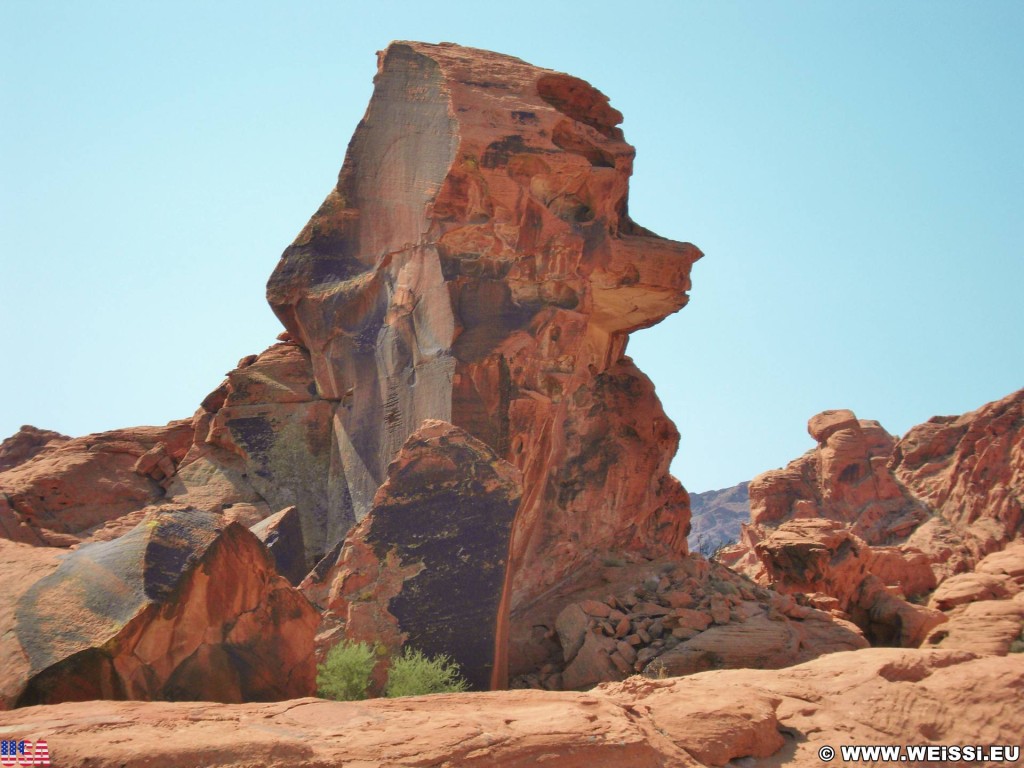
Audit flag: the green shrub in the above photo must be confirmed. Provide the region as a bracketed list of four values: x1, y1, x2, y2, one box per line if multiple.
[384, 647, 469, 697]
[1010, 625, 1024, 654]
[316, 640, 376, 701]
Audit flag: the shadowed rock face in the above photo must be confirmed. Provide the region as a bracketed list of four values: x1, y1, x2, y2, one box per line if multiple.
[261, 41, 700, 600]
[8, 509, 317, 707]
[307, 421, 522, 691]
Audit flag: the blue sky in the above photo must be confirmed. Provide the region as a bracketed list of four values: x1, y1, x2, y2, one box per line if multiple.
[2, 2, 1021, 492]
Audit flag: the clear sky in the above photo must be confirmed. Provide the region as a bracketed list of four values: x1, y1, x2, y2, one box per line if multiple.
[2, 2, 1022, 493]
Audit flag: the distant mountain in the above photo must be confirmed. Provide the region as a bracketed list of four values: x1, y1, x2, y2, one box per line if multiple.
[687, 481, 750, 555]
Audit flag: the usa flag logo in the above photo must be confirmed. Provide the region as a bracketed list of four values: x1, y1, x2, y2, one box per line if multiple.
[0, 740, 50, 766]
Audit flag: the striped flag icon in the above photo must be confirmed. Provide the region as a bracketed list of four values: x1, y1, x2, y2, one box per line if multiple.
[0, 740, 50, 766]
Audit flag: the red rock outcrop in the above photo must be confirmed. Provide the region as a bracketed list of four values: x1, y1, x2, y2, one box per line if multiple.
[0, 426, 69, 472]
[1, 648, 1019, 767]
[307, 420, 522, 691]
[3, 508, 317, 708]
[260, 41, 700, 605]
[0, 41, 705, 701]
[896, 388, 1024, 577]
[0, 421, 193, 546]
[4, 44, 699, 622]
[722, 389, 1024, 649]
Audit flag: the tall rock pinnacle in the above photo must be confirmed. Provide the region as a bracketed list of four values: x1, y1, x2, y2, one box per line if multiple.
[266, 41, 702, 604]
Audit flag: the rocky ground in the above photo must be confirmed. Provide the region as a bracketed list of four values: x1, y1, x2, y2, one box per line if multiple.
[2, 649, 1019, 767]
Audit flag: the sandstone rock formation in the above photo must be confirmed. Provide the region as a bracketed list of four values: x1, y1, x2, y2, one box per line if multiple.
[687, 481, 749, 553]
[0, 40, 707, 702]
[305, 421, 522, 691]
[0, 425, 69, 472]
[2, 509, 317, 708]
[260, 41, 701, 603]
[0, 421, 193, 547]
[2, 648, 1019, 767]
[722, 389, 1024, 649]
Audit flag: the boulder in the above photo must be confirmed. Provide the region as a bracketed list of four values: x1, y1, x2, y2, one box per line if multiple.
[5, 508, 317, 707]
[308, 421, 522, 691]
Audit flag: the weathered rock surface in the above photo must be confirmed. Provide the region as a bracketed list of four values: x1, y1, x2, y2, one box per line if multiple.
[260, 41, 700, 605]
[3, 508, 317, 708]
[722, 389, 1024, 651]
[687, 481, 749, 553]
[510, 554, 866, 690]
[1, 649, 1018, 767]
[0, 421, 194, 546]
[896, 388, 1024, 577]
[3, 45, 700, 671]
[305, 421, 522, 691]
[0, 426, 69, 472]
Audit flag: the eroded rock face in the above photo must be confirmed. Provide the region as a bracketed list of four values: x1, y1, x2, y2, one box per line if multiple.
[1, 44, 698, 623]
[3, 649, 1019, 767]
[5, 508, 317, 708]
[263, 41, 700, 603]
[0, 426, 69, 472]
[306, 421, 522, 691]
[896, 388, 1024, 576]
[722, 389, 1024, 650]
[0, 422, 194, 547]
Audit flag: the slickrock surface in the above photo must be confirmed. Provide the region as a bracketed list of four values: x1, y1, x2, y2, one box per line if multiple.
[1, 509, 317, 708]
[721, 389, 1024, 648]
[1, 649, 1019, 767]
[306, 421, 522, 691]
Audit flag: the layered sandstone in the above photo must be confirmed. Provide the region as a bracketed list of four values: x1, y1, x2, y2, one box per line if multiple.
[2, 649, 1019, 767]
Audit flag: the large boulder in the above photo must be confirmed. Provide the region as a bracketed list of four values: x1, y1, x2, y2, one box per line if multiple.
[307, 421, 522, 691]
[5, 508, 317, 708]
